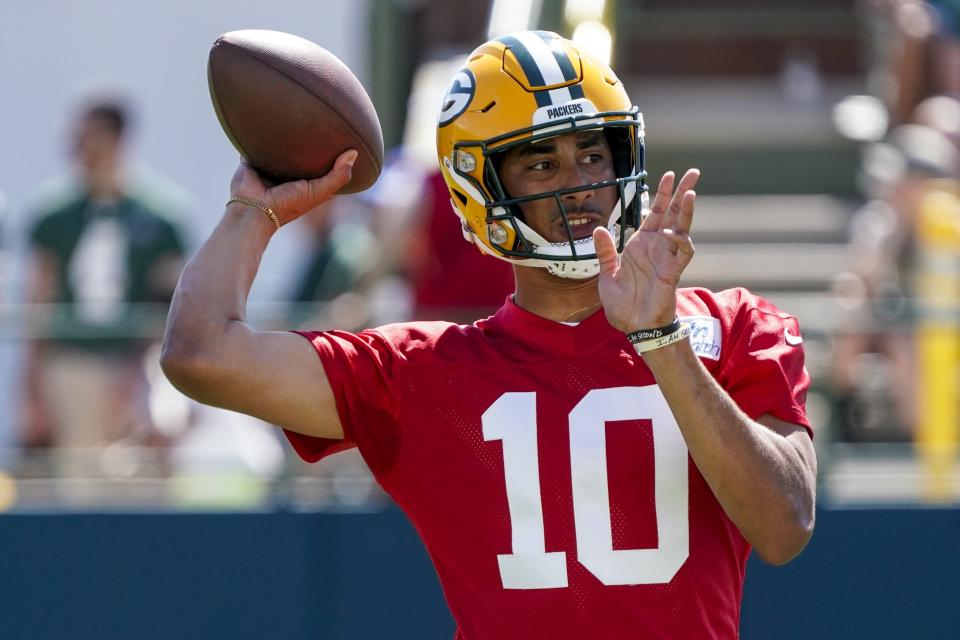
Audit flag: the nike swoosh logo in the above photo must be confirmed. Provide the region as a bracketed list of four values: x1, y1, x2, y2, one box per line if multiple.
[784, 329, 803, 346]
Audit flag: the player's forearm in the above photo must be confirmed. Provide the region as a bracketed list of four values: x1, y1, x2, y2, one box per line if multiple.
[160, 204, 274, 383]
[642, 341, 816, 565]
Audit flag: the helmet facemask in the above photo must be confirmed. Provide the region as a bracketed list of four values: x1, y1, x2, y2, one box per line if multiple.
[457, 113, 648, 279]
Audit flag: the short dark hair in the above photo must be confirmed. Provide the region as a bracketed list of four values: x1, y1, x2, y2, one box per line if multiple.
[80, 98, 132, 138]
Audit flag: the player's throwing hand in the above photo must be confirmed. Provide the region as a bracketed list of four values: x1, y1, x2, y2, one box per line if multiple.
[594, 168, 700, 333]
[228, 149, 357, 227]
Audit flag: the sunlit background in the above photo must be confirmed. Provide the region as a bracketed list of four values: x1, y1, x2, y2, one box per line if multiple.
[0, 0, 958, 638]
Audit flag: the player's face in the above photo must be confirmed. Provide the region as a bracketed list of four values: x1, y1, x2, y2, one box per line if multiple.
[71, 115, 121, 172]
[497, 130, 618, 243]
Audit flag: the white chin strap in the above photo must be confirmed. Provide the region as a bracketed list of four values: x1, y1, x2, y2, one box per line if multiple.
[515, 183, 645, 280]
[524, 233, 604, 279]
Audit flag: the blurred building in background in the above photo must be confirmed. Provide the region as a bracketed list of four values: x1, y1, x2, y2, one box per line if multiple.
[0, 0, 958, 511]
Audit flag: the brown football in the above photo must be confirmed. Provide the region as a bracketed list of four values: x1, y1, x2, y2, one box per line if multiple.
[208, 29, 383, 192]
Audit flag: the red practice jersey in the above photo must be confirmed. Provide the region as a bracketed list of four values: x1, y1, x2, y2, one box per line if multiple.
[286, 287, 811, 640]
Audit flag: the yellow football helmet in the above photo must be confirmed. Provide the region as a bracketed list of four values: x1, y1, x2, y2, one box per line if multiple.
[436, 30, 647, 279]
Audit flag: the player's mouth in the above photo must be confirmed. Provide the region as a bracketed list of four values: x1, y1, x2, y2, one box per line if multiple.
[560, 214, 603, 240]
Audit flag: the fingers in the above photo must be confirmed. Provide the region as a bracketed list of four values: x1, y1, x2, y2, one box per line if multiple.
[304, 149, 358, 202]
[266, 150, 358, 223]
[592, 226, 619, 278]
[640, 171, 674, 232]
[661, 190, 696, 257]
[229, 161, 269, 198]
[662, 168, 699, 231]
[662, 227, 696, 257]
[639, 168, 699, 235]
[674, 189, 696, 235]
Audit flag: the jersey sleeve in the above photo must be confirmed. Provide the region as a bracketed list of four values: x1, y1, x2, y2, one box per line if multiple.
[716, 292, 812, 435]
[154, 216, 186, 258]
[283, 329, 403, 473]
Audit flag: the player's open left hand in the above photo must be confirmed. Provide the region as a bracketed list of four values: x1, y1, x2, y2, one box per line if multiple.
[594, 168, 700, 333]
[229, 149, 357, 226]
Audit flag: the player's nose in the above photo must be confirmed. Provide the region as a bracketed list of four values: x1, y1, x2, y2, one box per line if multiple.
[559, 165, 595, 202]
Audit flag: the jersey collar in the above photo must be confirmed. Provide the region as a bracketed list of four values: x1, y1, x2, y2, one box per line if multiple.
[489, 295, 623, 356]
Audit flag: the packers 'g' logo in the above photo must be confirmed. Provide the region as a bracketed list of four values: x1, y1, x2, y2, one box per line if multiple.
[438, 69, 475, 127]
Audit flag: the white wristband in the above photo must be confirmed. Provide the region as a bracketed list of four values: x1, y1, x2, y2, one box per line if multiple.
[631, 325, 692, 354]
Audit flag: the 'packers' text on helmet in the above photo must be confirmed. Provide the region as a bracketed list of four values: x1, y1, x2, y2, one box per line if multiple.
[436, 30, 647, 279]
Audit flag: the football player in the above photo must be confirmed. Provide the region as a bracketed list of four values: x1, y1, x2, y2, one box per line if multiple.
[163, 31, 817, 639]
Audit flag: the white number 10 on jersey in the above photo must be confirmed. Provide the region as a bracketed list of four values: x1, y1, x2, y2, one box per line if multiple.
[482, 386, 689, 589]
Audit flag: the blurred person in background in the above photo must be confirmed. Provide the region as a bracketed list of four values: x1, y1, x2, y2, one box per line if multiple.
[832, 121, 960, 440]
[334, 155, 514, 328]
[285, 195, 379, 331]
[405, 170, 514, 323]
[928, 1, 960, 94]
[366, 55, 516, 325]
[21, 96, 188, 480]
[873, 0, 960, 124]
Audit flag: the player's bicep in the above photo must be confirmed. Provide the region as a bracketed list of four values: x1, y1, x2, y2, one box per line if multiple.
[175, 323, 343, 440]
